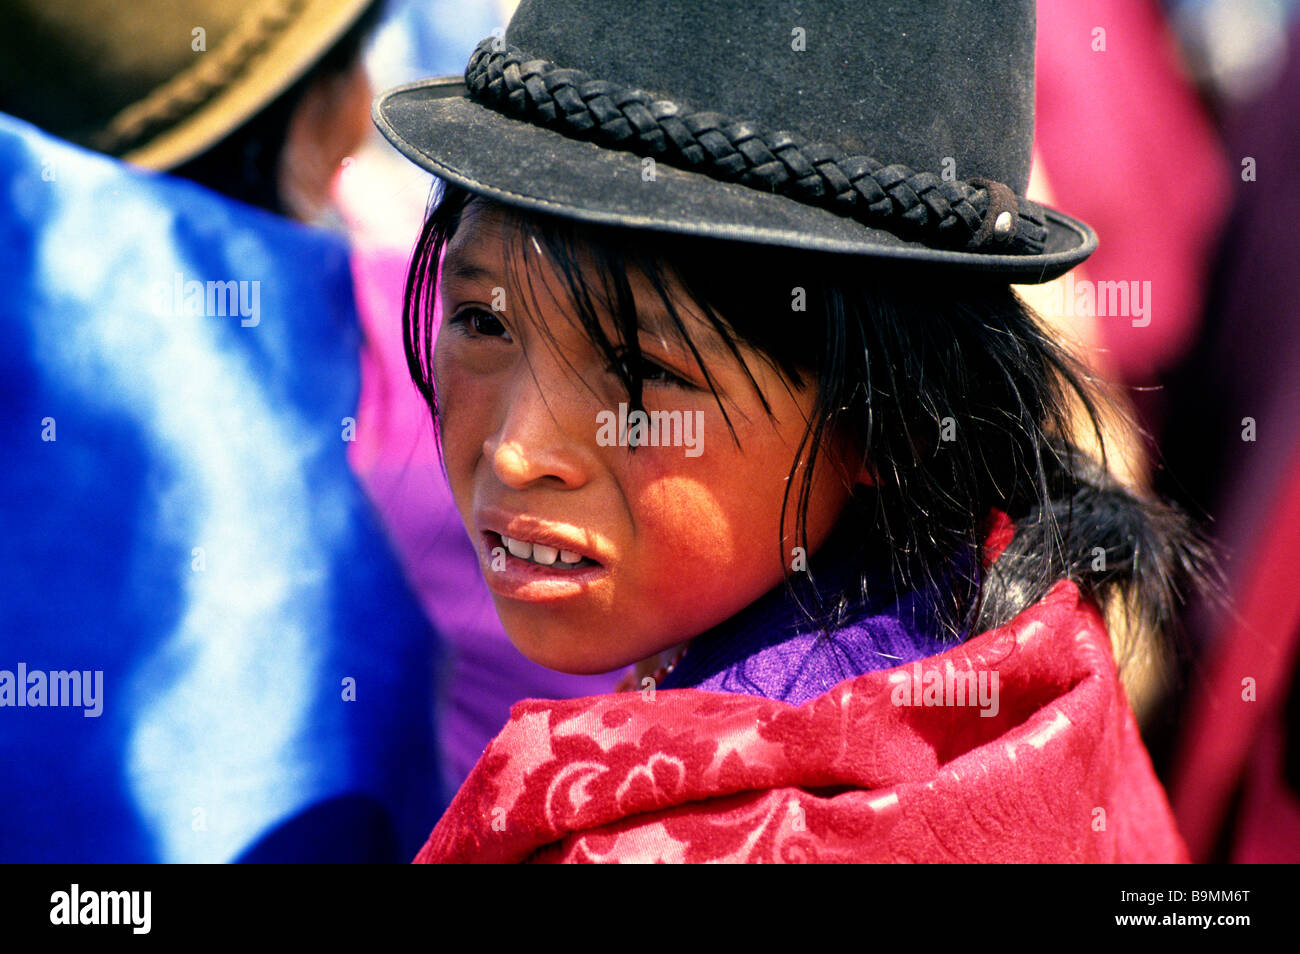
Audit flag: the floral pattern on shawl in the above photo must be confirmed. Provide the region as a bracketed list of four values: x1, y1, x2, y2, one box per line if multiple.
[416, 581, 1187, 863]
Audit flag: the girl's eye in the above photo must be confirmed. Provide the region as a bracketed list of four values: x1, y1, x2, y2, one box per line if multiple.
[450, 307, 511, 340]
[609, 349, 691, 389]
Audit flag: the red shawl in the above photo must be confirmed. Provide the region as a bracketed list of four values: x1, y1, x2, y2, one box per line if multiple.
[415, 580, 1187, 862]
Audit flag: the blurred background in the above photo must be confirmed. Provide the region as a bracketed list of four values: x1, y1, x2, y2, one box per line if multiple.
[0, 0, 1296, 862]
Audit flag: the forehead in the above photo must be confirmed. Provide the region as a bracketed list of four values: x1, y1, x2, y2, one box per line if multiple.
[442, 199, 513, 282]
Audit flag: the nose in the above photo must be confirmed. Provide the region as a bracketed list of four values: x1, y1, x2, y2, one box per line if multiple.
[483, 369, 592, 491]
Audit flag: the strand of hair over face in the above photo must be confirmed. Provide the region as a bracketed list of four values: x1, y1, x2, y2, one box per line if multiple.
[404, 181, 1217, 672]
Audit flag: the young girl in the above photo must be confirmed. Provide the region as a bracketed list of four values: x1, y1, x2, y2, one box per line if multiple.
[375, 0, 1209, 862]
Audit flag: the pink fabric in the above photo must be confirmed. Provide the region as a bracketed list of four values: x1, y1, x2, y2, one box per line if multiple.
[1169, 444, 1300, 861]
[417, 581, 1187, 863]
[1231, 710, 1300, 863]
[1036, 0, 1231, 384]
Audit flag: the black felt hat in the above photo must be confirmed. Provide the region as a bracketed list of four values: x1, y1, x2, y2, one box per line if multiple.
[373, 0, 1096, 283]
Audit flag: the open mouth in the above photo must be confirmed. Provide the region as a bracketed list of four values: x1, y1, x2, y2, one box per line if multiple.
[486, 531, 601, 570]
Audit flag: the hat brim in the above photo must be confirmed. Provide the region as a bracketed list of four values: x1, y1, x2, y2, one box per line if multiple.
[373, 77, 1096, 285]
[123, 0, 376, 171]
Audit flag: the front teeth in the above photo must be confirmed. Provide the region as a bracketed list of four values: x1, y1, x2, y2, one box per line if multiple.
[501, 535, 583, 568]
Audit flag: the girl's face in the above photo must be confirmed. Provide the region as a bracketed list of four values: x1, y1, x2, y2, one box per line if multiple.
[434, 201, 863, 674]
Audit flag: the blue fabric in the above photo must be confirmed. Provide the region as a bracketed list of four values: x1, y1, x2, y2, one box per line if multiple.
[0, 113, 443, 862]
[659, 525, 960, 704]
[367, 0, 502, 87]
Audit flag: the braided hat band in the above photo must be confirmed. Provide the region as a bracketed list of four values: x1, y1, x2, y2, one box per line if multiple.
[95, 0, 306, 157]
[464, 38, 1048, 256]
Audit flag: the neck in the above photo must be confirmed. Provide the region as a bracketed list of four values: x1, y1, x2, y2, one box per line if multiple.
[654, 522, 974, 703]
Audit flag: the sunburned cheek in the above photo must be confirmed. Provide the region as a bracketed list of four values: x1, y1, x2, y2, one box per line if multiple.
[634, 474, 733, 558]
[628, 471, 785, 609]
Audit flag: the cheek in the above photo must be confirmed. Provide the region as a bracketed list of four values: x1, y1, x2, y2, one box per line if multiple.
[622, 448, 791, 604]
[632, 473, 735, 559]
[432, 333, 488, 476]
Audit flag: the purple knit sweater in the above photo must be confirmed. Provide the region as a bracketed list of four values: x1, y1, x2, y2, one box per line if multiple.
[658, 530, 962, 704]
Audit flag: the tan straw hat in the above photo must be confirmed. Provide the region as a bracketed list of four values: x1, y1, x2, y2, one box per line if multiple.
[0, 0, 376, 170]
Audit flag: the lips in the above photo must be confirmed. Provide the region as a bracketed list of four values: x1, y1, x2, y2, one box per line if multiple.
[473, 514, 610, 603]
[488, 531, 599, 569]
[476, 508, 607, 569]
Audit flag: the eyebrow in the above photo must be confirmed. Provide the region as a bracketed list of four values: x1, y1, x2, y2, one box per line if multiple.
[442, 249, 496, 283]
[635, 301, 733, 363]
[441, 248, 734, 364]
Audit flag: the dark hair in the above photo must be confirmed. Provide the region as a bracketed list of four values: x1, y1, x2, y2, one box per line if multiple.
[170, 0, 386, 214]
[405, 180, 1215, 670]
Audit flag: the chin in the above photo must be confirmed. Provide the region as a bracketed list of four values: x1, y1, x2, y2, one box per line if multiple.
[491, 601, 637, 675]
[510, 638, 634, 676]
[501, 614, 656, 675]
